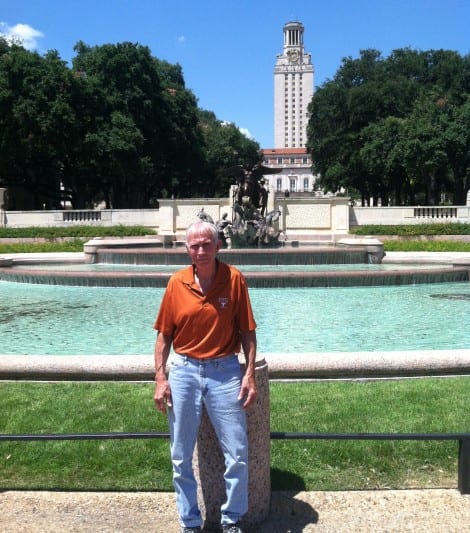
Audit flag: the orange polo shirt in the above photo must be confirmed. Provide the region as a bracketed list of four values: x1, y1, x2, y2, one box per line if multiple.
[154, 260, 257, 359]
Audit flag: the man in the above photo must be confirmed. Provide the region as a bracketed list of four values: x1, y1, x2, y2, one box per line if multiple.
[153, 220, 257, 533]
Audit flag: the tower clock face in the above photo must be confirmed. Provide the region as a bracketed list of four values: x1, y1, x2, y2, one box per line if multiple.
[288, 49, 299, 63]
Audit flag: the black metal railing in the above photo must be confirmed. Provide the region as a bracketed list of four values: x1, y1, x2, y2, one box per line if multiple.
[1, 431, 469, 494]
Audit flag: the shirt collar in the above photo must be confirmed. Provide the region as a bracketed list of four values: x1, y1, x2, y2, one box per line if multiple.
[181, 259, 228, 288]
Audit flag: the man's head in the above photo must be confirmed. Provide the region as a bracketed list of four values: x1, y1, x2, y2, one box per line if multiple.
[185, 221, 221, 271]
[185, 220, 218, 245]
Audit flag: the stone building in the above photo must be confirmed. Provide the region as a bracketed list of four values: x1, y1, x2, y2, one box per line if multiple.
[274, 21, 314, 149]
[261, 147, 315, 196]
[262, 21, 318, 196]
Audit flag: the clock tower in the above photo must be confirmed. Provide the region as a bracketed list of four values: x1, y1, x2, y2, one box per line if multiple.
[274, 21, 314, 148]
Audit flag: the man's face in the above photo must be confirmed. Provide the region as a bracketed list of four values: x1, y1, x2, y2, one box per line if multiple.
[186, 231, 220, 270]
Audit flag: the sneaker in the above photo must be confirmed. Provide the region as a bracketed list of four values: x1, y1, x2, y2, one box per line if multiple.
[181, 527, 202, 533]
[221, 523, 243, 533]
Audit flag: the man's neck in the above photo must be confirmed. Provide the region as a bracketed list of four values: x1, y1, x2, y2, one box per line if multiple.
[194, 260, 217, 294]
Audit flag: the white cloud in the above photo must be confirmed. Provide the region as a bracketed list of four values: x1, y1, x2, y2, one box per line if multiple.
[239, 127, 254, 139]
[220, 121, 254, 140]
[177, 35, 187, 44]
[0, 22, 44, 50]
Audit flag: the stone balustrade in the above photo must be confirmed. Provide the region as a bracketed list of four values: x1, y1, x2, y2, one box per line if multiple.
[2, 200, 469, 232]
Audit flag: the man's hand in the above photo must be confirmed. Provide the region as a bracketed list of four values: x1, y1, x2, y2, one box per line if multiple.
[154, 378, 172, 414]
[153, 332, 172, 414]
[239, 329, 257, 409]
[238, 372, 257, 409]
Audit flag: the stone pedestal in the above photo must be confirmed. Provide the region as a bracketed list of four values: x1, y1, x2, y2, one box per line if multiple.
[194, 357, 270, 529]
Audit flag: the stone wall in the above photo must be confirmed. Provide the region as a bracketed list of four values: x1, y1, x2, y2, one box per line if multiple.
[350, 205, 470, 227]
[1, 197, 469, 234]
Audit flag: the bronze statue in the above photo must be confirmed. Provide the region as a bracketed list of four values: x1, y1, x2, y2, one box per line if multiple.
[217, 162, 284, 248]
[224, 163, 281, 214]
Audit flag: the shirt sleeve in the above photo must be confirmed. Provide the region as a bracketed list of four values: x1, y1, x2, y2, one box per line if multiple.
[236, 273, 257, 332]
[153, 278, 175, 335]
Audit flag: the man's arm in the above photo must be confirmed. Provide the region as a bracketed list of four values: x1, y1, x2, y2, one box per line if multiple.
[153, 332, 173, 414]
[239, 329, 257, 408]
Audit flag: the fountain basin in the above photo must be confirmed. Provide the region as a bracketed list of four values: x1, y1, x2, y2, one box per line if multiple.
[2, 350, 470, 381]
[0, 263, 468, 287]
[83, 237, 385, 264]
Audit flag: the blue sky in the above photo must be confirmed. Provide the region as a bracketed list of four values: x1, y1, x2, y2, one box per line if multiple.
[1, 0, 469, 148]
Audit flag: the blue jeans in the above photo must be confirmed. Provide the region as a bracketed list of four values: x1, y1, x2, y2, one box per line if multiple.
[167, 353, 248, 528]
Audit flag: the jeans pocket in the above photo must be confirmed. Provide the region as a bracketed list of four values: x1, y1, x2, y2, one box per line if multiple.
[168, 355, 187, 371]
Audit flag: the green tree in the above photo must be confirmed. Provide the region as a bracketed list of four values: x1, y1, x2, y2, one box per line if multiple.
[71, 42, 170, 207]
[70, 43, 210, 206]
[154, 60, 206, 199]
[198, 110, 260, 197]
[360, 117, 407, 205]
[444, 98, 470, 204]
[401, 96, 452, 205]
[0, 40, 75, 208]
[308, 48, 470, 205]
[1, 38, 262, 208]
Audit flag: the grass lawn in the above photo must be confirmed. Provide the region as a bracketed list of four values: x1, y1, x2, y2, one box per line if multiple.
[383, 240, 470, 252]
[1, 379, 469, 491]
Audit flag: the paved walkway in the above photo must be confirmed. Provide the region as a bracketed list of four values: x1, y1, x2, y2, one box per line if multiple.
[2, 489, 470, 532]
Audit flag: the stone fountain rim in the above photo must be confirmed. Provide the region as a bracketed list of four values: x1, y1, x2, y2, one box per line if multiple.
[1, 350, 470, 381]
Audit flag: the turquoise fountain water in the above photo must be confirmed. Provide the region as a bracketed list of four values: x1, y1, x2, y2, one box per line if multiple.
[1, 281, 469, 355]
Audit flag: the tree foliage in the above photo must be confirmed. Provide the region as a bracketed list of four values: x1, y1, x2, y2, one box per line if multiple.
[0, 38, 259, 208]
[198, 109, 260, 197]
[307, 48, 470, 205]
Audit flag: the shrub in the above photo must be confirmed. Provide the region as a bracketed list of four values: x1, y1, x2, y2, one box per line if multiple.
[351, 223, 470, 236]
[0, 225, 156, 238]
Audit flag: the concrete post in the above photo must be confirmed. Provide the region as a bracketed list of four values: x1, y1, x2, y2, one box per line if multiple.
[194, 357, 270, 529]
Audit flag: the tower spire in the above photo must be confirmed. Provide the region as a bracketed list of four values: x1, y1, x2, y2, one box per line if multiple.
[274, 21, 314, 148]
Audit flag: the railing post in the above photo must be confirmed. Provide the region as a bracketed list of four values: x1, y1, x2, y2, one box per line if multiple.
[458, 438, 470, 494]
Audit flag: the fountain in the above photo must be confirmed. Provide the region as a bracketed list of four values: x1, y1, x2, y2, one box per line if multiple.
[0, 240, 467, 287]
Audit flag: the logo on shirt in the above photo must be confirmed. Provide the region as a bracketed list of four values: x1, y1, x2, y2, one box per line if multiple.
[218, 297, 229, 309]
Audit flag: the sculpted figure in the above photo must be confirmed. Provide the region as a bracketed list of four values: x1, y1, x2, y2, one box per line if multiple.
[218, 162, 284, 248]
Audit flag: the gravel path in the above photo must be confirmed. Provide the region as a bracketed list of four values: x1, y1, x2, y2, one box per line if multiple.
[2, 489, 470, 532]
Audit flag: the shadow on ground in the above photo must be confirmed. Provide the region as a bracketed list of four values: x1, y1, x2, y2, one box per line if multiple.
[203, 470, 319, 533]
